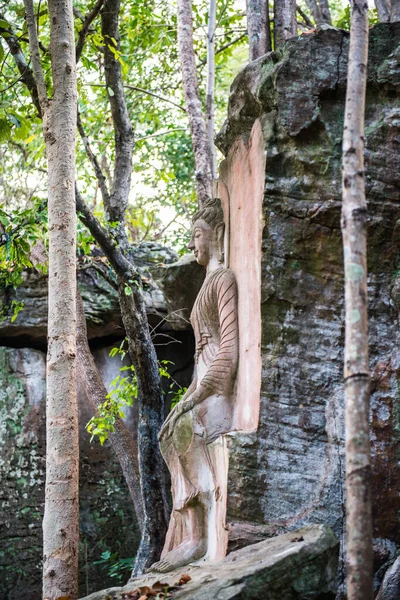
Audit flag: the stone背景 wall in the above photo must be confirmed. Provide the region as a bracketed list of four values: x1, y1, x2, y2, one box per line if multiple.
[217, 23, 400, 594]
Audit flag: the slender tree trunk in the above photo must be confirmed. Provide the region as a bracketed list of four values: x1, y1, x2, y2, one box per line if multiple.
[341, 0, 372, 598]
[206, 0, 217, 180]
[391, 0, 400, 20]
[100, 0, 169, 573]
[304, 0, 323, 24]
[43, 0, 78, 595]
[246, 0, 272, 60]
[117, 280, 170, 576]
[75, 289, 144, 527]
[318, 0, 332, 24]
[23, 0, 79, 596]
[274, 0, 297, 48]
[375, 0, 390, 21]
[177, 0, 212, 208]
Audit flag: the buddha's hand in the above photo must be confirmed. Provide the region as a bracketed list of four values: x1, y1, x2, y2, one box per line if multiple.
[158, 393, 200, 441]
[158, 402, 181, 441]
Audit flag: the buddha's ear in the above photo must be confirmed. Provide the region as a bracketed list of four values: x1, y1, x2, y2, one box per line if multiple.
[215, 223, 225, 263]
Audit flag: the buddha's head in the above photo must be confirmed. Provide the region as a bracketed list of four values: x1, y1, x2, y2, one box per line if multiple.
[188, 198, 225, 267]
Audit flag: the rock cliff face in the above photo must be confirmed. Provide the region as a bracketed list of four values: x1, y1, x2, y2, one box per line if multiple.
[217, 23, 400, 594]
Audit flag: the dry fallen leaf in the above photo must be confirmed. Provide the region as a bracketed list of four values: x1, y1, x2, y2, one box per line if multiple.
[178, 574, 191, 585]
[290, 536, 304, 542]
[152, 581, 169, 592]
[138, 586, 152, 595]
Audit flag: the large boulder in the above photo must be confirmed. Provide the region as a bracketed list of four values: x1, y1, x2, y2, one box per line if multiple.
[0, 242, 203, 348]
[79, 525, 339, 600]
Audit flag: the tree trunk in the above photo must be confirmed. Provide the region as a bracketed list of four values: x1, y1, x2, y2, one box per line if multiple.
[75, 289, 144, 527]
[23, 0, 79, 596]
[246, 0, 272, 60]
[117, 279, 170, 576]
[101, 0, 134, 251]
[206, 0, 217, 180]
[177, 0, 212, 208]
[304, 0, 323, 24]
[374, 0, 390, 22]
[318, 0, 332, 24]
[341, 0, 372, 598]
[274, 0, 297, 48]
[391, 0, 400, 21]
[75, 196, 169, 575]
[100, 0, 169, 573]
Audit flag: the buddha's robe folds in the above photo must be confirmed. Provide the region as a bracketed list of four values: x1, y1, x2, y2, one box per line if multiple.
[191, 267, 238, 441]
[160, 267, 238, 562]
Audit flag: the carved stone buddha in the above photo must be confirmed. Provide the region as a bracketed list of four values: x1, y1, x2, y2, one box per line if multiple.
[152, 198, 239, 572]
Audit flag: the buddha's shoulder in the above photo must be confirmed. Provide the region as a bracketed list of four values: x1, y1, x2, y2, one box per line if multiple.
[210, 267, 237, 288]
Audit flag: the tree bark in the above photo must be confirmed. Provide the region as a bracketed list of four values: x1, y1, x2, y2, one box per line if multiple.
[390, 0, 400, 21]
[75, 289, 144, 527]
[274, 0, 297, 48]
[206, 0, 217, 180]
[0, 13, 42, 115]
[100, 0, 169, 573]
[76, 193, 170, 576]
[304, 0, 323, 24]
[101, 0, 134, 250]
[8, 0, 168, 577]
[23, 0, 79, 596]
[318, 0, 332, 24]
[117, 279, 170, 576]
[374, 0, 390, 21]
[341, 0, 372, 598]
[246, 0, 271, 60]
[177, 0, 212, 208]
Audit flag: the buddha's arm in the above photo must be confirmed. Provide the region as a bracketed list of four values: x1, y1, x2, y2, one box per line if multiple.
[158, 376, 198, 438]
[180, 269, 239, 413]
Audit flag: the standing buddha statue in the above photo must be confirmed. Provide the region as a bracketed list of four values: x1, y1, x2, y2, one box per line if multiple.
[152, 198, 239, 572]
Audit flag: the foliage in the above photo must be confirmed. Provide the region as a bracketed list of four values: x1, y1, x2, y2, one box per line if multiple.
[0, 0, 248, 256]
[86, 341, 187, 444]
[93, 550, 134, 584]
[0, 199, 47, 320]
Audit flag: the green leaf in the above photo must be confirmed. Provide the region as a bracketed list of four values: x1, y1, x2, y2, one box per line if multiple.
[124, 285, 132, 296]
[0, 118, 11, 143]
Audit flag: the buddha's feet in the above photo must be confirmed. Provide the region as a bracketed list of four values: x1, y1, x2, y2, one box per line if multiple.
[150, 539, 206, 573]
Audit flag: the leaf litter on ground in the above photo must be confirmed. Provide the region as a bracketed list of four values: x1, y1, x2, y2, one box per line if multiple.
[121, 574, 191, 599]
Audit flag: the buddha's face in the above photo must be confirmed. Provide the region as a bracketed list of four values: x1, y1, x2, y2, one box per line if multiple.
[188, 219, 213, 267]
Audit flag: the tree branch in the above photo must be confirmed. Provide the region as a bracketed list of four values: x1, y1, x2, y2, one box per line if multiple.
[76, 288, 144, 527]
[75, 0, 105, 63]
[125, 85, 186, 112]
[77, 110, 111, 205]
[177, 0, 212, 208]
[78, 260, 118, 290]
[75, 185, 136, 282]
[136, 128, 187, 142]
[297, 6, 314, 28]
[101, 0, 134, 238]
[303, 0, 323, 24]
[0, 13, 41, 114]
[22, 0, 47, 107]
